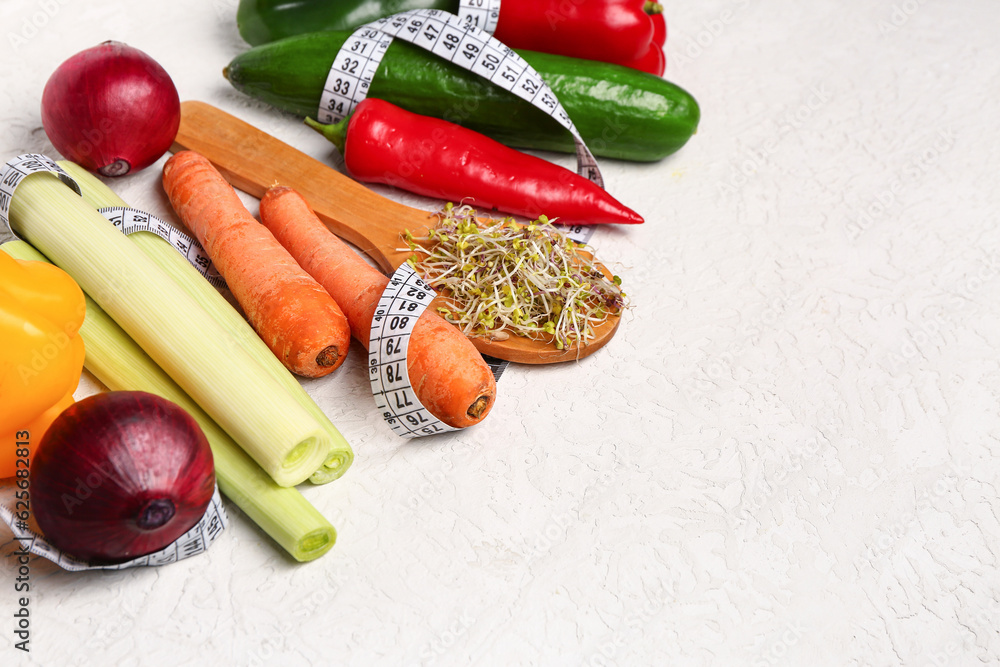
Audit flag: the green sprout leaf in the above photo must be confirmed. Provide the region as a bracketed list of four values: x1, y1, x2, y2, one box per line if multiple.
[402, 205, 628, 349]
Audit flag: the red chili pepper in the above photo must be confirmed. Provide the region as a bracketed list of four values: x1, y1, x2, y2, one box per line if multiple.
[306, 99, 643, 226]
[492, 0, 662, 75]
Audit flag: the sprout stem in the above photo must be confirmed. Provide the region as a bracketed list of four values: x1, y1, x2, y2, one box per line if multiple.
[404, 205, 627, 349]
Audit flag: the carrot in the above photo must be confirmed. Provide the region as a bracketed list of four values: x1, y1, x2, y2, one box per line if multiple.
[258, 186, 496, 428]
[162, 151, 351, 378]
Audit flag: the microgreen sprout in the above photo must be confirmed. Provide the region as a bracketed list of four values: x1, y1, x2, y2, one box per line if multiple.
[403, 204, 627, 350]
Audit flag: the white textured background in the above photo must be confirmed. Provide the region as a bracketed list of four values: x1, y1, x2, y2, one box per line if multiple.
[2, 1, 999, 665]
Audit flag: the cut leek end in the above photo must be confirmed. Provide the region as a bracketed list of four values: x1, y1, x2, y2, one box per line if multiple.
[294, 526, 338, 562]
[271, 434, 332, 487]
[309, 448, 355, 485]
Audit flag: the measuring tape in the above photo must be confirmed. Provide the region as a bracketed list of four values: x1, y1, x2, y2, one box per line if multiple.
[319, 8, 604, 188]
[0, 485, 227, 571]
[97, 206, 227, 289]
[457, 0, 502, 33]
[0, 154, 81, 233]
[0, 154, 226, 289]
[369, 263, 460, 438]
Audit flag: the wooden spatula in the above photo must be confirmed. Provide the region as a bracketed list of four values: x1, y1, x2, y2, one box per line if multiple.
[171, 100, 620, 364]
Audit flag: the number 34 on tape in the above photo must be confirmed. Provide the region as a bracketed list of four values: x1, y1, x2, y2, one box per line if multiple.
[369, 264, 459, 438]
[320, 7, 603, 188]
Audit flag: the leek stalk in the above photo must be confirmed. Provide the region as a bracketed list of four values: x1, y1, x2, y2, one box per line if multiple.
[9, 171, 328, 487]
[2, 240, 336, 562]
[57, 161, 352, 484]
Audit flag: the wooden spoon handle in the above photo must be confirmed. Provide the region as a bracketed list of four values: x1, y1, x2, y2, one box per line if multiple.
[171, 100, 435, 273]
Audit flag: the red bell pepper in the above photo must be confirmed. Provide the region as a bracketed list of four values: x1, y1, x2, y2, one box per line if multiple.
[649, 1, 668, 47]
[306, 98, 643, 226]
[622, 41, 666, 75]
[492, 0, 666, 76]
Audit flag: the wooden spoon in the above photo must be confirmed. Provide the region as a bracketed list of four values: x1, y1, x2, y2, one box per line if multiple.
[171, 100, 621, 364]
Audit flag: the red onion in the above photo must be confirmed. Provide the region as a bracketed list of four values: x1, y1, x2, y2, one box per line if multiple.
[41, 41, 181, 177]
[30, 391, 215, 565]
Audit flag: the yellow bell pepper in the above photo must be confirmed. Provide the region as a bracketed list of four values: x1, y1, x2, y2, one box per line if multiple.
[1, 252, 86, 478]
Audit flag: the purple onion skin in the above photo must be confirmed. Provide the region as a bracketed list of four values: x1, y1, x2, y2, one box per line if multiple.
[30, 391, 215, 565]
[41, 41, 181, 177]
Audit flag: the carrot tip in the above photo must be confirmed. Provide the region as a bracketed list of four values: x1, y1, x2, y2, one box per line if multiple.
[467, 395, 492, 420]
[316, 346, 340, 368]
[266, 185, 293, 197]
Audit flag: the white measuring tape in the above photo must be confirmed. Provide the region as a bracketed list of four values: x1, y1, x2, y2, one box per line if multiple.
[319, 8, 604, 188]
[0, 485, 227, 571]
[0, 154, 226, 289]
[457, 0, 502, 33]
[0, 154, 81, 230]
[97, 206, 227, 289]
[369, 263, 460, 438]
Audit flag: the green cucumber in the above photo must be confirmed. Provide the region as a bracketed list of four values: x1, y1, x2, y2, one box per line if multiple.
[224, 31, 699, 162]
[237, 0, 453, 46]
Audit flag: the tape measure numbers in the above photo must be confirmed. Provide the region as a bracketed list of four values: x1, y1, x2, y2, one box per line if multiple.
[320, 8, 604, 188]
[369, 264, 460, 438]
[98, 206, 227, 289]
[0, 154, 81, 234]
[0, 155, 225, 291]
[0, 486, 227, 571]
[457, 0, 502, 33]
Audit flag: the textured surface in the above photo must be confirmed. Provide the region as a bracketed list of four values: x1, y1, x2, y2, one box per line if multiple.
[2, 1, 999, 665]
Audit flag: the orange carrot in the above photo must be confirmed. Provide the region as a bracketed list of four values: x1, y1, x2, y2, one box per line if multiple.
[258, 185, 496, 428]
[162, 151, 351, 378]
